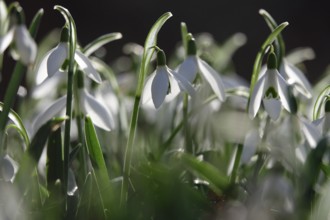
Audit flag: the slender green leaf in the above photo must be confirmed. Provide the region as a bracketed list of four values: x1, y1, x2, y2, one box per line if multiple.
[14, 118, 65, 194]
[29, 8, 44, 38]
[85, 116, 109, 183]
[0, 102, 30, 147]
[181, 22, 188, 53]
[83, 32, 122, 56]
[259, 9, 286, 67]
[313, 85, 330, 120]
[180, 153, 229, 195]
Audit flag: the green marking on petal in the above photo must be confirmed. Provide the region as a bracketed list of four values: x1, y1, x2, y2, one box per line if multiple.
[265, 86, 278, 99]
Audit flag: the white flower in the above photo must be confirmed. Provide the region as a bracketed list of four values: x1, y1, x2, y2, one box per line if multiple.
[35, 28, 101, 84]
[249, 52, 291, 120]
[0, 24, 37, 65]
[32, 88, 115, 132]
[142, 50, 195, 109]
[280, 59, 313, 99]
[177, 41, 226, 102]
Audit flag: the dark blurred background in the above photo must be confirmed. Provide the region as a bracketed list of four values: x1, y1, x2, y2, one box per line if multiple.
[5, 0, 330, 84]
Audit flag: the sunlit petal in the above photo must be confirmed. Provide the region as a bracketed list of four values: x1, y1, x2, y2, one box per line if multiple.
[75, 50, 102, 83]
[15, 25, 37, 65]
[242, 130, 260, 164]
[0, 28, 13, 53]
[32, 95, 67, 132]
[197, 58, 226, 101]
[80, 89, 114, 131]
[142, 71, 156, 105]
[32, 71, 65, 98]
[248, 74, 266, 119]
[151, 66, 169, 109]
[300, 118, 322, 148]
[177, 55, 198, 83]
[263, 98, 281, 120]
[281, 60, 312, 99]
[275, 71, 291, 112]
[47, 42, 68, 78]
[170, 68, 195, 98]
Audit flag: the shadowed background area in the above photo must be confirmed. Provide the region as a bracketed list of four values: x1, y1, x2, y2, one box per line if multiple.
[3, 0, 330, 85]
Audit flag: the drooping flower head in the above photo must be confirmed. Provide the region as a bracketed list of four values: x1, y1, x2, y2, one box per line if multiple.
[36, 26, 102, 84]
[249, 47, 291, 120]
[142, 48, 195, 109]
[0, 5, 37, 65]
[33, 70, 114, 132]
[177, 36, 226, 102]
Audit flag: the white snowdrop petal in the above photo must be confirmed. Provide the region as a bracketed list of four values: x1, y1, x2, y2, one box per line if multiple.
[0, 28, 13, 53]
[47, 43, 68, 78]
[80, 89, 114, 131]
[242, 130, 260, 164]
[32, 95, 67, 132]
[75, 50, 102, 83]
[177, 55, 198, 83]
[263, 98, 281, 120]
[15, 25, 37, 65]
[300, 118, 322, 148]
[248, 75, 266, 119]
[151, 66, 169, 109]
[142, 71, 156, 105]
[170, 68, 195, 98]
[282, 60, 313, 99]
[197, 58, 226, 101]
[35, 50, 54, 84]
[275, 71, 291, 113]
[32, 71, 65, 98]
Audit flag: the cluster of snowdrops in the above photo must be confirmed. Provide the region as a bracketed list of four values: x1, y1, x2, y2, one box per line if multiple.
[0, 1, 330, 220]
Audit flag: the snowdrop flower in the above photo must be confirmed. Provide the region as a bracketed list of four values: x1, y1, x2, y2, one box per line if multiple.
[33, 70, 114, 132]
[35, 27, 101, 84]
[249, 50, 291, 120]
[0, 6, 37, 65]
[142, 49, 195, 109]
[177, 37, 226, 102]
[279, 60, 313, 99]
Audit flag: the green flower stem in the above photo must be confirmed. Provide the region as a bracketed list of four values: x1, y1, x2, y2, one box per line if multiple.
[0, 62, 25, 148]
[230, 143, 243, 184]
[74, 71, 88, 183]
[120, 12, 172, 205]
[54, 5, 77, 194]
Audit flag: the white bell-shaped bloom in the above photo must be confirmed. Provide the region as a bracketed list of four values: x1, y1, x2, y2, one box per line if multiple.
[249, 52, 291, 120]
[0, 24, 37, 65]
[142, 50, 195, 109]
[32, 88, 114, 132]
[177, 38, 226, 102]
[35, 27, 101, 84]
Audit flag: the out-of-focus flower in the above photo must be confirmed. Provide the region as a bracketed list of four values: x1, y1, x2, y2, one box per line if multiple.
[142, 49, 195, 109]
[33, 80, 114, 132]
[280, 60, 313, 99]
[249, 51, 291, 120]
[177, 37, 226, 102]
[0, 6, 37, 65]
